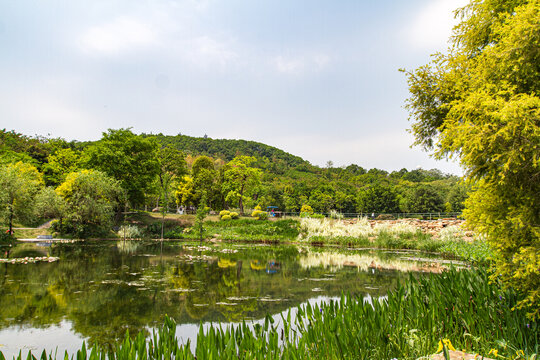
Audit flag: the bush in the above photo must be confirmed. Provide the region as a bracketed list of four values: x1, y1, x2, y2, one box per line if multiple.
[219, 210, 231, 219]
[329, 210, 343, 220]
[300, 204, 314, 217]
[146, 223, 162, 236]
[50, 219, 106, 238]
[0, 231, 15, 244]
[117, 225, 142, 239]
[221, 214, 232, 221]
[229, 211, 239, 219]
[251, 210, 268, 220]
[163, 227, 184, 239]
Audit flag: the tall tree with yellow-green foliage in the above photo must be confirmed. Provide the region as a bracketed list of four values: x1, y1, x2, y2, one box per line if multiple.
[222, 156, 261, 214]
[403, 0, 539, 317]
[0, 162, 44, 234]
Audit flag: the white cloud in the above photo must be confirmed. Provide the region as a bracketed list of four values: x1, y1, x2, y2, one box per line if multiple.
[405, 0, 469, 51]
[273, 56, 305, 74]
[79, 17, 157, 55]
[272, 53, 330, 74]
[182, 36, 238, 69]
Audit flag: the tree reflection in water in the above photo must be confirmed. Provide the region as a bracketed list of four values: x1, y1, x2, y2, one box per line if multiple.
[0, 241, 441, 349]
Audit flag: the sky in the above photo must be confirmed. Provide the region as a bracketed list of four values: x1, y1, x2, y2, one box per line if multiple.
[0, 0, 469, 174]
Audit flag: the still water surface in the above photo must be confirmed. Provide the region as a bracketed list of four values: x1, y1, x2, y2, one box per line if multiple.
[0, 240, 447, 357]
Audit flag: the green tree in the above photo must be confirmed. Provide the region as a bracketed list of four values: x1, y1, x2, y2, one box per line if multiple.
[156, 147, 187, 239]
[83, 129, 159, 208]
[403, 185, 445, 213]
[193, 193, 209, 241]
[0, 162, 44, 233]
[356, 184, 400, 214]
[56, 170, 123, 237]
[222, 156, 261, 214]
[446, 184, 468, 213]
[191, 156, 219, 207]
[42, 148, 80, 186]
[34, 187, 66, 223]
[175, 176, 196, 209]
[403, 0, 540, 316]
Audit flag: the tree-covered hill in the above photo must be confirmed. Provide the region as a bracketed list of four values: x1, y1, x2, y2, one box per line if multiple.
[142, 133, 308, 169]
[1, 128, 467, 232]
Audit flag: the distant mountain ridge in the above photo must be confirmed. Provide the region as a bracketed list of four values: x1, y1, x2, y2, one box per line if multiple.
[142, 133, 309, 168]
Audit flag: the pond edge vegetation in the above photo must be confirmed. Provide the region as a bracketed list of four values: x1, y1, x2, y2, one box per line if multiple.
[2, 269, 537, 360]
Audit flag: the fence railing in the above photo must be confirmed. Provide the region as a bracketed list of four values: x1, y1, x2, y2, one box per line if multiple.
[144, 208, 462, 220]
[276, 212, 462, 220]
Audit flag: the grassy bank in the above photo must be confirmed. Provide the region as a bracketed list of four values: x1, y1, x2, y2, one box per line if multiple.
[4, 269, 537, 359]
[183, 218, 300, 242]
[3, 214, 492, 266]
[115, 214, 492, 264]
[298, 218, 493, 264]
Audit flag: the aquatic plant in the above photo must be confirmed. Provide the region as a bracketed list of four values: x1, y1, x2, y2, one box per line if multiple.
[3, 269, 537, 359]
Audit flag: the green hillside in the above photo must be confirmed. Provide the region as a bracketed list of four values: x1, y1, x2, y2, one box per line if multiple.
[142, 133, 309, 169]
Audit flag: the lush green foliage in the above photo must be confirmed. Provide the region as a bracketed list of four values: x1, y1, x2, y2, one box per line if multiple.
[0, 162, 44, 232]
[1, 127, 467, 238]
[222, 156, 261, 214]
[356, 184, 399, 213]
[4, 269, 537, 359]
[404, 0, 540, 317]
[142, 132, 307, 168]
[184, 219, 300, 242]
[55, 170, 123, 237]
[82, 129, 159, 207]
[193, 194, 209, 241]
[402, 184, 445, 213]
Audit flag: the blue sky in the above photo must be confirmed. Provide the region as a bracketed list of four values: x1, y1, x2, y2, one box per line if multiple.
[0, 0, 468, 174]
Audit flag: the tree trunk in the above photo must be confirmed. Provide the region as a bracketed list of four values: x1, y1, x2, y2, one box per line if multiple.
[161, 214, 164, 240]
[8, 202, 13, 235]
[238, 179, 246, 214]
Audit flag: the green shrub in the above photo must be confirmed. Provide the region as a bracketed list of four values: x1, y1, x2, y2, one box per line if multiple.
[329, 210, 343, 220]
[117, 225, 142, 239]
[251, 210, 268, 220]
[219, 210, 231, 219]
[221, 214, 232, 221]
[146, 223, 162, 236]
[0, 231, 15, 244]
[300, 204, 314, 217]
[229, 212, 239, 219]
[163, 227, 184, 239]
[51, 219, 107, 238]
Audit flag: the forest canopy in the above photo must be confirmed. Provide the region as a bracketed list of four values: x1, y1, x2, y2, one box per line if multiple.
[0, 128, 466, 222]
[403, 0, 539, 317]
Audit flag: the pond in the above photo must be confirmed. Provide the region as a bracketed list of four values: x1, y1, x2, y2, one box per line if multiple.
[0, 241, 453, 357]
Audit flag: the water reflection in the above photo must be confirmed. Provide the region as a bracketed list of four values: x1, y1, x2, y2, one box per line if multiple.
[0, 241, 446, 356]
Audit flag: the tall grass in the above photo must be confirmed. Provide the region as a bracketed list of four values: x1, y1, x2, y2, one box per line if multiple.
[4, 269, 537, 360]
[183, 219, 300, 242]
[299, 218, 494, 264]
